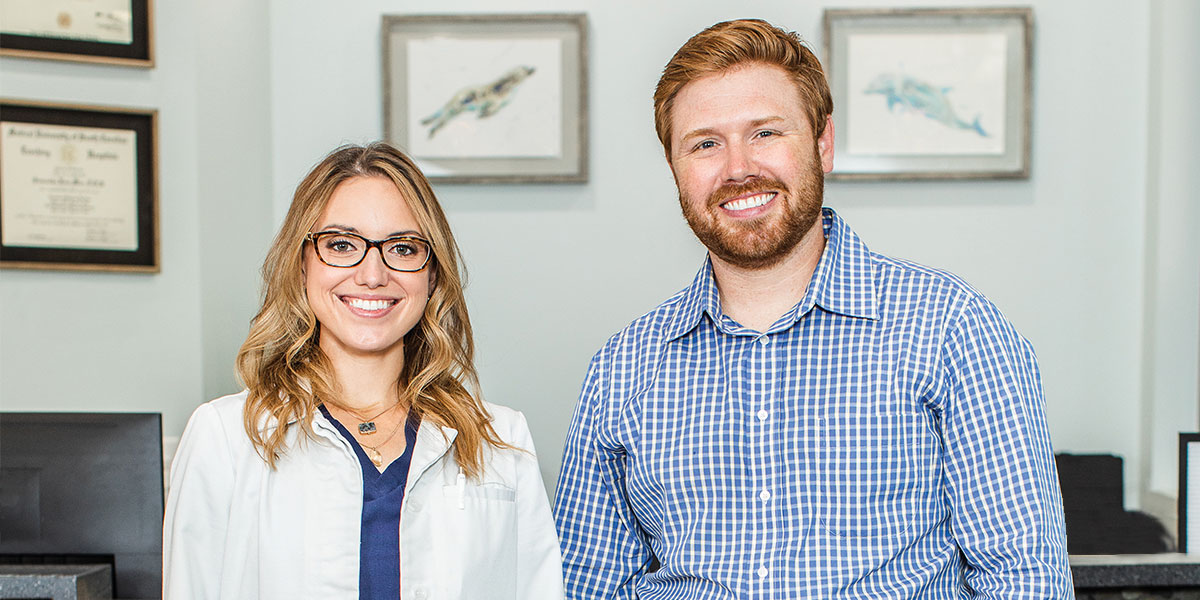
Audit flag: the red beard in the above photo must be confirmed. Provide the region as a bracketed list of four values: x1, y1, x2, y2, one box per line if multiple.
[679, 154, 824, 270]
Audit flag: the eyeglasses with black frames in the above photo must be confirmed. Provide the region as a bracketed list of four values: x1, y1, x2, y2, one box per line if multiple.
[306, 230, 433, 272]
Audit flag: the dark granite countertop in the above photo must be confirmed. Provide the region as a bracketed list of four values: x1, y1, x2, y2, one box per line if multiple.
[0, 564, 113, 599]
[1072, 554, 1200, 588]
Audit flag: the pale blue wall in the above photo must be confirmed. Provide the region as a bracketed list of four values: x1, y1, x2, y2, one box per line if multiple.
[0, 1, 272, 461]
[1, 0, 1196, 514]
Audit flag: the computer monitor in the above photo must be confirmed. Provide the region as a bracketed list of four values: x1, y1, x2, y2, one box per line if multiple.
[0, 412, 164, 599]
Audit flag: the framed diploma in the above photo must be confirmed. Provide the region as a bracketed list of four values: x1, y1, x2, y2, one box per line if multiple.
[1, 100, 158, 272]
[0, 0, 154, 67]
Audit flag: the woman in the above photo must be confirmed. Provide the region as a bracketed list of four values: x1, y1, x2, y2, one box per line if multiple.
[163, 143, 564, 599]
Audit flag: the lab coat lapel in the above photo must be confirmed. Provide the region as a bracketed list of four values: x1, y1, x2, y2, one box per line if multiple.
[407, 419, 458, 490]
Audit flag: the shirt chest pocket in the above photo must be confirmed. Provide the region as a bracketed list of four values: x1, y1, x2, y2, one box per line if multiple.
[814, 412, 936, 538]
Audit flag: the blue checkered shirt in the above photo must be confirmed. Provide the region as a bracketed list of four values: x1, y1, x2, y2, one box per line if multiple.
[553, 208, 1073, 599]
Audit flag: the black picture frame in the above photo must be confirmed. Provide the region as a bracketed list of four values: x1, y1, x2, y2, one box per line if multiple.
[0, 0, 154, 67]
[1179, 433, 1200, 552]
[1, 100, 158, 272]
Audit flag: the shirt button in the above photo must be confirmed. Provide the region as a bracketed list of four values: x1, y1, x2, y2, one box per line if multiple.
[759, 489, 771, 501]
[408, 499, 422, 512]
[414, 588, 429, 600]
[757, 566, 769, 578]
[757, 336, 770, 346]
[756, 409, 769, 421]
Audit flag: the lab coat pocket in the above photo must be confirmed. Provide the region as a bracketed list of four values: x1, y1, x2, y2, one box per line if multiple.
[436, 481, 518, 599]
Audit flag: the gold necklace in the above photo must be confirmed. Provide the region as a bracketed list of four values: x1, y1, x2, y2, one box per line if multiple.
[357, 414, 405, 468]
[332, 399, 400, 435]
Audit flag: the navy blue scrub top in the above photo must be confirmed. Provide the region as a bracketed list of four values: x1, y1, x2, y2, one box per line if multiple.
[320, 404, 420, 600]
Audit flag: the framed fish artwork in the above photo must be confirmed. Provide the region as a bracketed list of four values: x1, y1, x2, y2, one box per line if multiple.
[823, 8, 1032, 180]
[383, 13, 588, 184]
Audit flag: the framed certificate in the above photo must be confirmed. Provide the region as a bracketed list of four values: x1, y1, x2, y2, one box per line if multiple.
[1, 100, 158, 272]
[0, 0, 154, 67]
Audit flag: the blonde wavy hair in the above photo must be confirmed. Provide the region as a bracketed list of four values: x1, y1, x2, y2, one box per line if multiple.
[236, 142, 507, 478]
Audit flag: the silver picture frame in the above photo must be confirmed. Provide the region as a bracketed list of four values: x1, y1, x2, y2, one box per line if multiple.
[383, 13, 588, 184]
[823, 7, 1033, 180]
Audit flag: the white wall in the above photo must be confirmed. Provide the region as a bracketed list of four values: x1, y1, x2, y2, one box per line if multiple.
[2, 0, 1196, 517]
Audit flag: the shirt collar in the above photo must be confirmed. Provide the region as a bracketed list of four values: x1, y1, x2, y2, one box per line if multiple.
[662, 255, 718, 342]
[664, 207, 880, 342]
[795, 207, 881, 322]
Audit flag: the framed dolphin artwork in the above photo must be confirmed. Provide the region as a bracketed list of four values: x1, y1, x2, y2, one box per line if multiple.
[383, 13, 588, 184]
[823, 8, 1032, 180]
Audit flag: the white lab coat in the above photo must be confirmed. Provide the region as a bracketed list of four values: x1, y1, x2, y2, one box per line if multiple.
[163, 391, 565, 600]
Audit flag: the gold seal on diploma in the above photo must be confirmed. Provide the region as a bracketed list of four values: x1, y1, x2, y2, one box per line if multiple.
[56, 12, 71, 30]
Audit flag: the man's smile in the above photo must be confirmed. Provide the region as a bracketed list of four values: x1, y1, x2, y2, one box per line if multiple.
[720, 192, 776, 213]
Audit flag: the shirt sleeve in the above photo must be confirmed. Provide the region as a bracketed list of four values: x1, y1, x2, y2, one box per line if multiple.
[162, 402, 236, 600]
[507, 411, 567, 600]
[937, 295, 1075, 599]
[553, 350, 653, 600]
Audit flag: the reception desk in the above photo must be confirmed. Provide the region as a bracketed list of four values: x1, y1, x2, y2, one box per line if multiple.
[2, 555, 1198, 598]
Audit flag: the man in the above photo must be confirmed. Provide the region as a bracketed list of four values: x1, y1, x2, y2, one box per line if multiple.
[552, 18, 1073, 599]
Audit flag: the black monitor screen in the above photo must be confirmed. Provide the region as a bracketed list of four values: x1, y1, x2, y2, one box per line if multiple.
[0, 412, 163, 599]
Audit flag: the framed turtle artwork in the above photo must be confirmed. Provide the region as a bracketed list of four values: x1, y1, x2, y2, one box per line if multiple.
[383, 13, 588, 184]
[823, 8, 1033, 180]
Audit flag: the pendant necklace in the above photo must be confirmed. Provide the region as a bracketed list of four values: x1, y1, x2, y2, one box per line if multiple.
[359, 415, 405, 468]
[343, 400, 400, 435]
